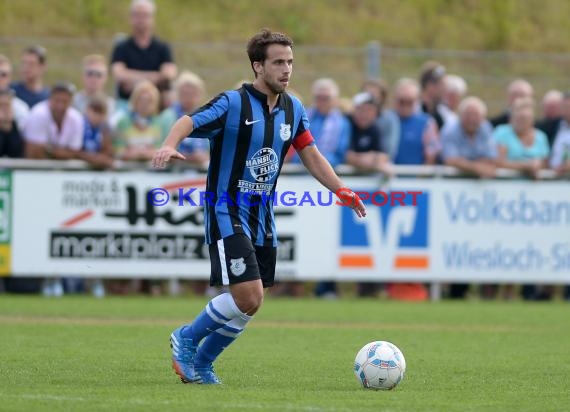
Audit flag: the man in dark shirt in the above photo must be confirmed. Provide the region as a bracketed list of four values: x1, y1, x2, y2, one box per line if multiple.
[489, 79, 533, 128]
[419, 61, 447, 130]
[10, 46, 50, 108]
[111, 0, 177, 101]
[0, 89, 24, 157]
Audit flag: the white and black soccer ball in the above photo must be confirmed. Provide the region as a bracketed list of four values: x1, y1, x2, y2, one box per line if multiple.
[354, 341, 406, 390]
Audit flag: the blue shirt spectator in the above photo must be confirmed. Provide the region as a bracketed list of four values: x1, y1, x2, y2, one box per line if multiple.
[493, 125, 549, 161]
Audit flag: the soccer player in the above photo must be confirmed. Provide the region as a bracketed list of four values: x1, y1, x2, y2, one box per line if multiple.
[151, 29, 366, 385]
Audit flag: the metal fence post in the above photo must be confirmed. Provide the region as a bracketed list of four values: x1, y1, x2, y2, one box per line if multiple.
[366, 41, 381, 79]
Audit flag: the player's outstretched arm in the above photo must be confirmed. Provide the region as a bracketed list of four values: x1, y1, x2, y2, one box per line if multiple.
[151, 116, 194, 169]
[298, 145, 366, 218]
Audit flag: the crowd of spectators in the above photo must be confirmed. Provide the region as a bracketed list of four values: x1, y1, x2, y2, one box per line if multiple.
[1, 0, 569, 301]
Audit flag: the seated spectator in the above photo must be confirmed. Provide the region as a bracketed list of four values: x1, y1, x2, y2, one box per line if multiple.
[289, 78, 350, 168]
[345, 92, 392, 175]
[23, 82, 84, 159]
[0, 89, 25, 158]
[73, 55, 116, 122]
[490, 79, 533, 128]
[419, 61, 451, 130]
[536, 90, 563, 147]
[114, 80, 168, 160]
[550, 92, 570, 176]
[162, 71, 209, 165]
[494, 97, 549, 180]
[441, 74, 467, 122]
[441, 97, 497, 179]
[361, 78, 400, 159]
[11, 45, 50, 108]
[111, 0, 177, 105]
[393, 78, 440, 165]
[76, 95, 114, 169]
[0, 54, 29, 131]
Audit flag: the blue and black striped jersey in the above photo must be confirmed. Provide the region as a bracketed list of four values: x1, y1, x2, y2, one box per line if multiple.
[189, 83, 314, 247]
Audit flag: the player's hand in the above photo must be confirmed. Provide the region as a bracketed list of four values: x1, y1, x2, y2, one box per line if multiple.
[337, 188, 367, 218]
[151, 146, 185, 169]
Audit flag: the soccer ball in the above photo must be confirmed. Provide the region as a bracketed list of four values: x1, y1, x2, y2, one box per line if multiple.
[354, 341, 406, 390]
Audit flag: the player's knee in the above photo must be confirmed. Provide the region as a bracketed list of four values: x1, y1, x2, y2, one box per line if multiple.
[234, 289, 264, 315]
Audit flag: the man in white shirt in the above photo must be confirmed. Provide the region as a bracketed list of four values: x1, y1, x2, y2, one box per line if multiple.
[24, 82, 84, 159]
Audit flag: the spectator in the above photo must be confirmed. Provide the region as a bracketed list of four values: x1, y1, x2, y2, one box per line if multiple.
[114, 80, 168, 160]
[345, 91, 393, 299]
[393, 78, 440, 165]
[76, 94, 115, 169]
[441, 97, 497, 179]
[361, 78, 400, 159]
[111, 0, 177, 105]
[419, 61, 450, 130]
[493, 97, 550, 301]
[11, 45, 50, 108]
[289, 78, 350, 168]
[440, 97, 497, 299]
[0, 89, 25, 158]
[536, 90, 563, 147]
[0, 54, 29, 131]
[345, 92, 392, 175]
[549, 92, 570, 176]
[441, 74, 467, 122]
[494, 97, 549, 180]
[540, 90, 563, 121]
[391, 78, 440, 301]
[162, 71, 209, 166]
[73, 55, 116, 121]
[24, 82, 84, 159]
[490, 79, 534, 128]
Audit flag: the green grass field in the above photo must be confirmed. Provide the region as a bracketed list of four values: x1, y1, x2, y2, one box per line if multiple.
[0, 296, 568, 412]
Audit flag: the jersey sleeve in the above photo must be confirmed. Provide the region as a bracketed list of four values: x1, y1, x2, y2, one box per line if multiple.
[292, 106, 315, 152]
[189, 93, 229, 139]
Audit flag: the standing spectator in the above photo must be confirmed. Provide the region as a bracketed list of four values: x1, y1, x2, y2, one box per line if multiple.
[490, 79, 534, 128]
[162, 71, 209, 165]
[0, 89, 25, 158]
[11, 45, 50, 108]
[361, 78, 400, 159]
[114, 80, 168, 160]
[391, 78, 440, 301]
[419, 61, 449, 130]
[441, 74, 467, 123]
[441, 97, 497, 178]
[393, 78, 440, 165]
[73, 55, 116, 122]
[536, 90, 563, 147]
[345, 92, 392, 174]
[23, 82, 84, 160]
[111, 0, 177, 105]
[440, 97, 497, 299]
[493, 97, 550, 301]
[0, 55, 29, 131]
[550, 92, 570, 176]
[289, 78, 350, 168]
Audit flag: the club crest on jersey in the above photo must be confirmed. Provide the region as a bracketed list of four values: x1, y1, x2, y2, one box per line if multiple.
[229, 258, 246, 276]
[279, 123, 291, 141]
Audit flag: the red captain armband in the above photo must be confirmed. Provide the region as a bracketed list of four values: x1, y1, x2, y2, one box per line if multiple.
[292, 130, 315, 152]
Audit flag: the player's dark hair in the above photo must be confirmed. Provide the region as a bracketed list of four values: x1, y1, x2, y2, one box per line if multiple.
[246, 28, 293, 78]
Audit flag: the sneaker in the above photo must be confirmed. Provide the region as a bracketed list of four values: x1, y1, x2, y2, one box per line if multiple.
[195, 364, 222, 385]
[170, 326, 200, 383]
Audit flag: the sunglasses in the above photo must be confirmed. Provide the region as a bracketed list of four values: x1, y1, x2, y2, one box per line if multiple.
[85, 70, 105, 78]
[397, 98, 415, 106]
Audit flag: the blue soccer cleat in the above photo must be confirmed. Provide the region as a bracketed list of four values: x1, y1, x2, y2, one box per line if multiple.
[170, 326, 200, 383]
[195, 364, 222, 385]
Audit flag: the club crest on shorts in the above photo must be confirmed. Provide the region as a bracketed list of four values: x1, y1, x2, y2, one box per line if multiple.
[279, 123, 291, 141]
[229, 258, 246, 276]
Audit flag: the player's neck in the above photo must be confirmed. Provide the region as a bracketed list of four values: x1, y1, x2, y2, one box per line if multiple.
[252, 79, 279, 112]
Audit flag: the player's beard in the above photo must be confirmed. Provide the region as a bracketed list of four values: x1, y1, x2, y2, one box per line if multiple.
[265, 76, 286, 95]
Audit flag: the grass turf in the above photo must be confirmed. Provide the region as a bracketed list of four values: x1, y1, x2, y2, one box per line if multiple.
[0, 296, 568, 412]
